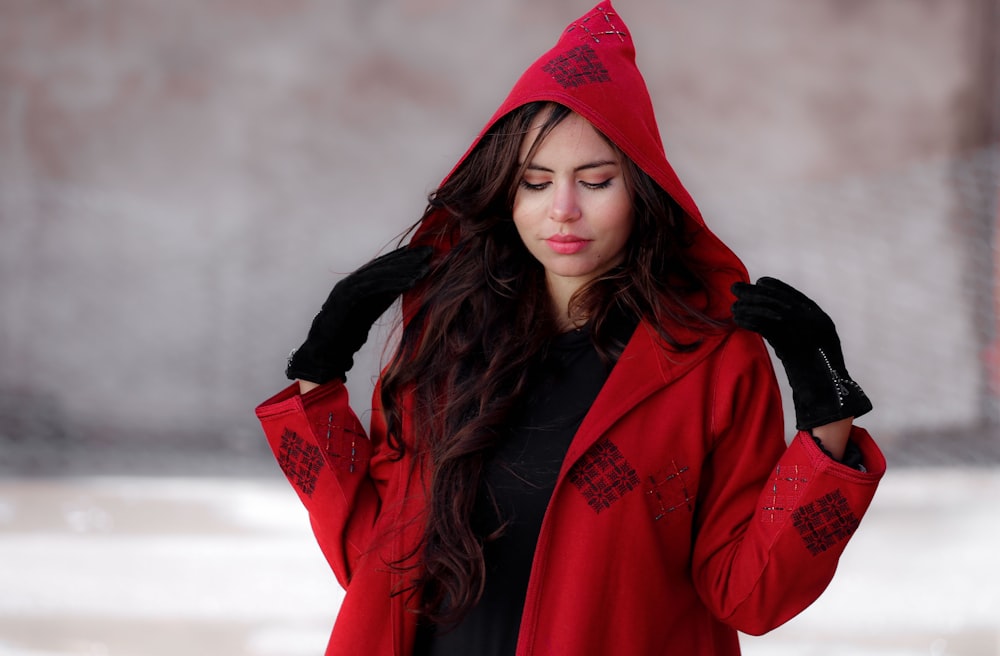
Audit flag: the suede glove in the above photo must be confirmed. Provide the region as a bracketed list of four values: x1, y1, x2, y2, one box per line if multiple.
[730, 276, 872, 431]
[286, 245, 433, 384]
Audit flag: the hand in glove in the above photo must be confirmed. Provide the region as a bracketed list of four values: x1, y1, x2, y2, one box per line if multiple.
[286, 245, 433, 384]
[730, 277, 872, 431]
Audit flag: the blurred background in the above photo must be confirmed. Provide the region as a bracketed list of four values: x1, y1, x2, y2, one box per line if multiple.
[0, 0, 998, 654]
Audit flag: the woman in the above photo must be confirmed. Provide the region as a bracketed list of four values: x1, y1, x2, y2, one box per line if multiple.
[256, 3, 884, 654]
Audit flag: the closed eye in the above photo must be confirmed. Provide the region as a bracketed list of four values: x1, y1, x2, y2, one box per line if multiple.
[519, 179, 614, 192]
[518, 180, 550, 191]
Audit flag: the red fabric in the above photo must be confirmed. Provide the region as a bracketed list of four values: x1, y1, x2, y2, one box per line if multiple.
[257, 3, 886, 654]
[257, 328, 885, 655]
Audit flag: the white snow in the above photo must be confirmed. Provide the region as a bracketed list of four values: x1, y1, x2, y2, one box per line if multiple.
[0, 469, 997, 655]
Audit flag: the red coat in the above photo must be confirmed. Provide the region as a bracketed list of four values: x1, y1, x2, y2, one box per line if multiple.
[257, 3, 885, 653]
[256, 322, 884, 655]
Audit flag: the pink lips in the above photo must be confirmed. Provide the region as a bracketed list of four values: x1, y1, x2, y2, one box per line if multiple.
[545, 235, 589, 255]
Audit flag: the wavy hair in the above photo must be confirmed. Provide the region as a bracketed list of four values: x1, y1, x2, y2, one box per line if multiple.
[380, 102, 728, 624]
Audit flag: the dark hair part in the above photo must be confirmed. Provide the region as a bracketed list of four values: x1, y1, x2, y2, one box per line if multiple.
[380, 102, 727, 624]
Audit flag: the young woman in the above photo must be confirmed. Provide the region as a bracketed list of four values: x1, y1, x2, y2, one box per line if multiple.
[256, 4, 884, 654]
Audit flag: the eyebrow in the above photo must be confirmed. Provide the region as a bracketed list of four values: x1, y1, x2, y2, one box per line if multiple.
[523, 160, 619, 173]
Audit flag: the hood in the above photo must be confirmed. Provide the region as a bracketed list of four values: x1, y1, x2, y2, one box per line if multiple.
[410, 1, 747, 317]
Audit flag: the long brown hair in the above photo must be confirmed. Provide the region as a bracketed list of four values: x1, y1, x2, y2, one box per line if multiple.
[380, 102, 727, 624]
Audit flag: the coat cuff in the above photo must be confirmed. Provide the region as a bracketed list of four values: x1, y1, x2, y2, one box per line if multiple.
[256, 380, 372, 476]
[797, 425, 886, 480]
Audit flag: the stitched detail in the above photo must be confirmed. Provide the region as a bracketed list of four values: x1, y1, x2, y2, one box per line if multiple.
[277, 428, 325, 496]
[792, 489, 860, 555]
[818, 348, 847, 408]
[568, 438, 640, 514]
[565, 5, 628, 44]
[542, 44, 611, 89]
[761, 464, 809, 523]
[317, 412, 365, 473]
[646, 461, 694, 522]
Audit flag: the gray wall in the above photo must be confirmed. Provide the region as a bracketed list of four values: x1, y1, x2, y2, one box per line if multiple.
[1, 0, 997, 462]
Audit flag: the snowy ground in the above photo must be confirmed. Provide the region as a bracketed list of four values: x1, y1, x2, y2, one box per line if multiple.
[0, 467, 997, 656]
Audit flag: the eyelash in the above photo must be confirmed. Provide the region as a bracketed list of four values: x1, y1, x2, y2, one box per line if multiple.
[518, 179, 613, 191]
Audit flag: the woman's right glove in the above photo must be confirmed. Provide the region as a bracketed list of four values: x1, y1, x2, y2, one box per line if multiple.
[731, 276, 873, 431]
[285, 245, 433, 384]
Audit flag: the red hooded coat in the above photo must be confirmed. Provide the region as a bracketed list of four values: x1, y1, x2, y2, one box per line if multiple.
[256, 3, 886, 654]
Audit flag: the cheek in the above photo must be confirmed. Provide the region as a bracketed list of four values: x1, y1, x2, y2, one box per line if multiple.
[511, 207, 529, 240]
[512, 193, 541, 223]
[511, 208, 537, 254]
[606, 221, 633, 261]
[598, 199, 635, 251]
[512, 194, 546, 238]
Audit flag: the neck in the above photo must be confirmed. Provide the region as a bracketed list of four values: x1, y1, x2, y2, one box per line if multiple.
[546, 275, 586, 332]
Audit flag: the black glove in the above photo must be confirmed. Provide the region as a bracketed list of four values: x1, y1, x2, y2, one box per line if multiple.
[730, 277, 872, 431]
[286, 245, 433, 384]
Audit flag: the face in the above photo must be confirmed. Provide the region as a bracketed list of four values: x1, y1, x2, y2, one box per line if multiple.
[512, 110, 634, 312]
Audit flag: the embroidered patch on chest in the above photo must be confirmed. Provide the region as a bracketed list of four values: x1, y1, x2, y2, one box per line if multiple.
[568, 437, 640, 514]
[543, 44, 611, 89]
[277, 428, 325, 497]
[792, 489, 860, 556]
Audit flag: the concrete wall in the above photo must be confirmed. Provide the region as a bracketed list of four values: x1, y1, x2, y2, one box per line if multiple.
[1, 0, 997, 459]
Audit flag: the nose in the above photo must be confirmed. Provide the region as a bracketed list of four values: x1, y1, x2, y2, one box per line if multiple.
[548, 181, 581, 223]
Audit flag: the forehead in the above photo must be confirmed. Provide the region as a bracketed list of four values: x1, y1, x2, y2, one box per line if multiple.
[519, 110, 617, 163]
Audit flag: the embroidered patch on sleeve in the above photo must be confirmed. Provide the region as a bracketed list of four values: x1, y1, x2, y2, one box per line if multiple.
[543, 44, 611, 89]
[277, 428, 325, 497]
[568, 438, 640, 514]
[792, 489, 860, 556]
[646, 461, 694, 522]
[761, 464, 809, 523]
[317, 411, 365, 473]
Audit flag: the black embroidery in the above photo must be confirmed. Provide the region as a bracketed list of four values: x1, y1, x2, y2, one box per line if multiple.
[792, 489, 860, 555]
[542, 44, 611, 89]
[569, 438, 640, 514]
[646, 461, 694, 522]
[278, 428, 325, 497]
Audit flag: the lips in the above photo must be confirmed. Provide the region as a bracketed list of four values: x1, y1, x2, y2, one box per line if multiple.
[545, 234, 590, 255]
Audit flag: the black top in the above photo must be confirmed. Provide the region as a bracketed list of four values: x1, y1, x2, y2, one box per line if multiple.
[414, 319, 634, 656]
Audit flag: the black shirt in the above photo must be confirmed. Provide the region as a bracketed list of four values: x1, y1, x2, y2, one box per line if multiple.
[414, 323, 630, 656]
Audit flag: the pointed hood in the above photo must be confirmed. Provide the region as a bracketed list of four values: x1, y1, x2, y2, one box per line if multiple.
[411, 1, 747, 317]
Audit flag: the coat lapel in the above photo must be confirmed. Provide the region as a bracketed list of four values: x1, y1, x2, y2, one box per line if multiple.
[560, 321, 731, 474]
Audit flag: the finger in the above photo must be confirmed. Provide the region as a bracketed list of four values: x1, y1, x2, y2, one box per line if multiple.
[343, 247, 433, 296]
[731, 285, 797, 316]
[732, 304, 788, 331]
[754, 277, 818, 310]
[350, 272, 425, 300]
[353, 245, 432, 277]
[730, 281, 752, 298]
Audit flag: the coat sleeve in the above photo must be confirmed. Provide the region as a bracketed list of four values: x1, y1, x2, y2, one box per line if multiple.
[691, 329, 886, 635]
[255, 380, 395, 589]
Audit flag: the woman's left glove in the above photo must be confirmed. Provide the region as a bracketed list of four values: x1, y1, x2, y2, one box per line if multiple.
[731, 276, 872, 430]
[285, 245, 433, 385]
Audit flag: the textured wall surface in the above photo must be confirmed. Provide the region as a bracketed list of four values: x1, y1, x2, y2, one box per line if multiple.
[0, 0, 997, 463]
